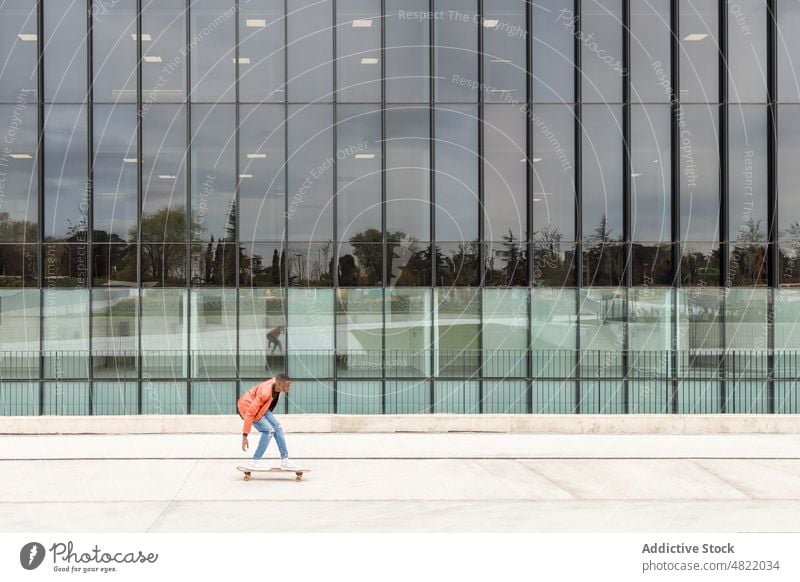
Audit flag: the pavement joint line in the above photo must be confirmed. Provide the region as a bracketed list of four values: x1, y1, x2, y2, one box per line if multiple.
[146, 459, 198, 533]
[513, 459, 581, 499]
[3, 457, 800, 461]
[688, 459, 763, 500]
[5, 498, 800, 504]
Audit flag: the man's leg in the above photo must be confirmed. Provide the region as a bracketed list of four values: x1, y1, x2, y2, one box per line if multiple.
[263, 411, 288, 459]
[251, 416, 275, 460]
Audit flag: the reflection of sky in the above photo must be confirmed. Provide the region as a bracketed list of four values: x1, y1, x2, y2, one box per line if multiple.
[386, 107, 430, 240]
[680, 106, 720, 243]
[582, 106, 623, 239]
[484, 106, 526, 242]
[190, 1, 236, 102]
[44, 106, 88, 239]
[337, 107, 381, 239]
[0, 1, 38, 100]
[631, 106, 671, 242]
[287, 0, 333, 102]
[142, 105, 186, 233]
[532, 106, 575, 241]
[43, 0, 87, 102]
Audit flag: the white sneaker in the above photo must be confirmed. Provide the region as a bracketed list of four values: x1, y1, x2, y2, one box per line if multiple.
[280, 458, 299, 470]
[248, 459, 269, 470]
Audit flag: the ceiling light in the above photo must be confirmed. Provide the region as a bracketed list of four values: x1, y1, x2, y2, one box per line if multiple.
[652, 159, 660, 163]
[532, 157, 543, 162]
[18, 34, 37, 41]
[533, 193, 551, 196]
[144, 56, 162, 63]
[631, 172, 642, 177]
[683, 33, 708, 41]
[490, 59, 511, 63]
[235, 57, 251, 64]
[246, 19, 266, 28]
[239, 173, 254, 178]
[360, 57, 379, 65]
[355, 154, 375, 159]
[131, 33, 152, 41]
[247, 153, 267, 159]
[483, 19, 499, 28]
[158, 174, 176, 180]
[10, 153, 32, 159]
[352, 19, 373, 28]
[533, 198, 542, 202]
[97, 192, 128, 196]
[123, 158, 137, 163]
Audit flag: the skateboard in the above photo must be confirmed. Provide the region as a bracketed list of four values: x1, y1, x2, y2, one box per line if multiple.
[236, 466, 310, 482]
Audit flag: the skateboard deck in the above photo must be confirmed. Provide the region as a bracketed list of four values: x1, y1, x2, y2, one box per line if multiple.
[236, 466, 310, 482]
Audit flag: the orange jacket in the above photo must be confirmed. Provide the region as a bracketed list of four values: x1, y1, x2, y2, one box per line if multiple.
[238, 378, 276, 435]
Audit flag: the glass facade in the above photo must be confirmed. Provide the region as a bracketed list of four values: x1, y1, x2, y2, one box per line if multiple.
[1, 0, 799, 417]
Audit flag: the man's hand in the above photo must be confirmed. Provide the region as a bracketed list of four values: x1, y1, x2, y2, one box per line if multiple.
[241, 436, 249, 451]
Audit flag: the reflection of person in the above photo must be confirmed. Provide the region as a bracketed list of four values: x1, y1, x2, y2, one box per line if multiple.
[239, 373, 298, 470]
[267, 326, 283, 353]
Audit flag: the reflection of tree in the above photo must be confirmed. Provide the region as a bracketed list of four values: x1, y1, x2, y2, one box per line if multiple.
[486, 230, 527, 285]
[348, 228, 383, 285]
[130, 206, 196, 286]
[435, 241, 480, 286]
[729, 218, 766, 286]
[191, 202, 238, 286]
[0, 213, 37, 242]
[0, 215, 38, 286]
[780, 222, 800, 285]
[681, 246, 721, 286]
[583, 215, 624, 286]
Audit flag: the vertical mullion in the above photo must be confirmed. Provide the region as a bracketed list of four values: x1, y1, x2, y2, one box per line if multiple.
[380, 0, 386, 414]
[234, 0, 241, 405]
[525, 0, 533, 414]
[670, 0, 680, 414]
[185, 0, 192, 414]
[429, 0, 435, 412]
[136, 0, 143, 414]
[622, 0, 631, 413]
[37, 0, 45, 414]
[332, 0, 338, 414]
[87, 0, 94, 413]
[477, 0, 484, 414]
[283, 0, 290, 406]
[573, 0, 582, 414]
[767, 0, 777, 412]
[719, 0, 728, 413]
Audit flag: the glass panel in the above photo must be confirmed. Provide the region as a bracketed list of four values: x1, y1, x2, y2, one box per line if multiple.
[680, 105, 719, 242]
[582, 105, 623, 241]
[485, 240, 528, 286]
[725, 288, 768, 381]
[777, 0, 800, 102]
[435, 288, 480, 377]
[239, 104, 284, 241]
[483, 380, 527, 413]
[92, 244, 137, 286]
[0, 104, 38, 241]
[336, 0, 381, 102]
[387, 240, 431, 287]
[141, 381, 187, 414]
[677, 287, 723, 378]
[433, 380, 480, 412]
[0, 290, 40, 380]
[579, 289, 625, 377]
[337, 105, 382, 240]
[630, 0, 671, 103]
[287, 380, 334, 413]
[534, 380, 575, 413]
[44, 0, 86, 102]
[190, 382, 236, 414]
[435, 106, 479, 241]
[775, 289, 800, 379]
[385, 288, 432, 377]
[679, 0, 718, 103]
[583, 242, 624, 286]
[240, 288, 286, 377]
[91, 382, 138, 415]
[629, 381, 670, 413]
[677, 380, 720, 413]
[434, 0, 478, 102]
[288, 289, 334, 379]
[581, 0, 623, 103]
[287, 105, 334, 241]
[0, 0, 38, 101]
[43, 289, 90, 379]
[385, 0, 430, 102]
[287, 242, 334, 286]
[532, 0, 575, 102]
[91, 289, 138, 379]
[141, 289, 187, 378]
[531, 289, 577, 375]
[142, 0, 186, 104]
[778, 105, 800, 243]
[240, 243, 284, 287]
[484, 106, 526, 242]
[336, 288, 383, 378]
[728, 0, 767, 103]
[628, 288, 672, 378]
[531, 105, 576, 241]
[681, 242, 721, 285]
[93, 105, 138, 241]
[191, 290, 236, 379]
[190, 242, 237, 287]
[337, 242, 382, 286]
[43, 243, 89, 288]
[532, 243, 578, 286]
[482, 0, 526, 103]
[483, 289, 528, 377]
[287, 0, 332, 102]
[632, 243, 674, 285]
[338, 381, 381, 413]
[386, 380, 430, 413]
[239, 0, 285, 102]
[43, 382, 90, 415]
[44, 105, 89, 242]
[190, 0, 236, 102]
[191, 104, 236, 243]
[141, 243, 186, 286]
[385, 106, 430, 240]
[580, 380, 625, 413]
[0, 383, 40, 416]
[92, 0, 136, 103]
[141, 105, 187, 242]
[631, 105, 671, 242]
[434, 242, 481, 286]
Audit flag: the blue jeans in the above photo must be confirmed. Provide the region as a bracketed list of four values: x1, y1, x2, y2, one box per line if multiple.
[252, 411, 288, 460]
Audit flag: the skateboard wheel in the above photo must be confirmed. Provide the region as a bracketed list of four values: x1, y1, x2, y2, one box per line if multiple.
[244, 473, 252, 482]
[295, 473, 302, 481]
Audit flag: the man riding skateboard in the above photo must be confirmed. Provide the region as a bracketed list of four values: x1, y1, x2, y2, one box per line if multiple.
[239, 373, 299, 470]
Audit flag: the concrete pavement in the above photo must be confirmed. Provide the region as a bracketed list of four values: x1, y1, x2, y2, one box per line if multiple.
[1, 433, 799, 532]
